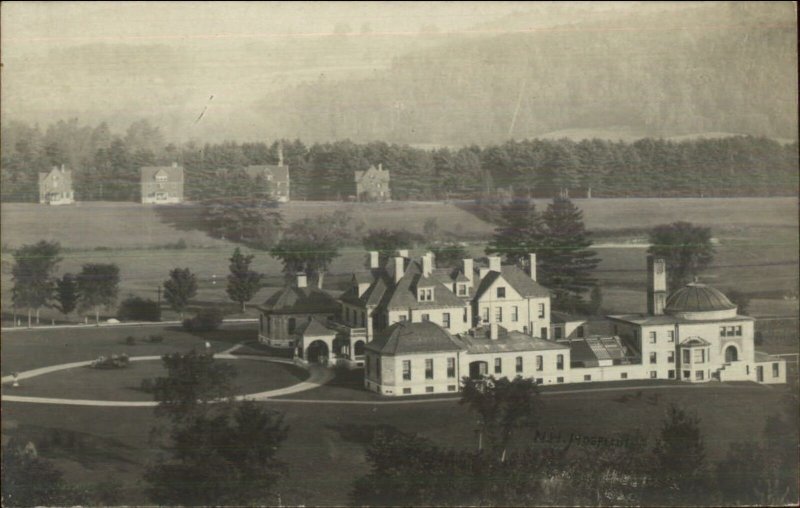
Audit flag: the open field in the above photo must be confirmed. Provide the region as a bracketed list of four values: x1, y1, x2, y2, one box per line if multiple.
[2, 198, 797, 324]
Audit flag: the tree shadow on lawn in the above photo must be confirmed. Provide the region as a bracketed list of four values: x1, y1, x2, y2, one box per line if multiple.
[152, 203, 209, 234]
[325, 423, 403, 446]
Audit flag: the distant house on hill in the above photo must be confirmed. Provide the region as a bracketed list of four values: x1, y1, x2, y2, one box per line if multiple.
[355, 164, 391, 202]
[38, 165, 75, 205]
[140, 163, 184, 204]
[244, 164, 290, 203]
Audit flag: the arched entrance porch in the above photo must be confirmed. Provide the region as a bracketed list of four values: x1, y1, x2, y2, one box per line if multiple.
[306, 340, 330, 365]
[724, 345, 738, 363]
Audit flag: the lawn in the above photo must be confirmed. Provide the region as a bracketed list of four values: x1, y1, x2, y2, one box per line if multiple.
[3, 358, 307, 402]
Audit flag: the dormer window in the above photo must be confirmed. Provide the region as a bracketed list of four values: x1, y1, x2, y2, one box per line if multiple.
[156, 173, 168, 182]
[418, 288, 433, 302]
[496, 287, 506, 298]
[457, 284, 467, 296]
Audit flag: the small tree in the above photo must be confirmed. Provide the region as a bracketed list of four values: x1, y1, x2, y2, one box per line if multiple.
[54, 273, 79, 318]
[362, 228, 421, 265]
[11, 240, 62, 326]
[648, 222, 715, 291]
[76, 263, 120, 324]
[226, 248, 262, 313]
[163, 267, 198, 319]
[460, 375, 540, 460]
[152, 350, 237, 422]
[428, 243, 469, 269]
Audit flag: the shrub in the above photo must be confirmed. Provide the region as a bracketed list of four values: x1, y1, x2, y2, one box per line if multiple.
[117, 295, 162, 322]
[183, 308, 223, 332]
[91, 354, 130, 369]
[125, 336, 136, 345]
[147, 334, 164, 343]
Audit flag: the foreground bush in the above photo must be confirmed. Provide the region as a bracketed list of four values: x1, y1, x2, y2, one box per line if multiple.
[183, 308, 223, 332]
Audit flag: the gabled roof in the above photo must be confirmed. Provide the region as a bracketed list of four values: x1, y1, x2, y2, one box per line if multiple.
[295, 316, 336, 338]
[141, 165, 184, 182]
[455, 327, 569, 354]
[354, 165, 390, 183]
[244, 164, 290, 182]
[379, 260, 466, 310]
[473, 265, 549, 301]
[365, 321, 465, 355]
[681, 336, 711, 347]
[39, 167, 72, 183]
[260, 286, 339, 314]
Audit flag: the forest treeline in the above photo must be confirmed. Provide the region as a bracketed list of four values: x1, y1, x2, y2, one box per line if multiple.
[1, 119, 797, 203]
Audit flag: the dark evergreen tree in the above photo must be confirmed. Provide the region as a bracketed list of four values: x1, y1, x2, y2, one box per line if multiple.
[226, 248, 262, 313]
[539, 197, 600, 311]
[11, 240, 62, 326]
[485, 196, 545, 267]
[54, 273, 79, 318]
[163, 268, 198, 319]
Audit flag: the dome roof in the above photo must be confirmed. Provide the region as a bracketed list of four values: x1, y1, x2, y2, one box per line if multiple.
[665, 283, 736, 314]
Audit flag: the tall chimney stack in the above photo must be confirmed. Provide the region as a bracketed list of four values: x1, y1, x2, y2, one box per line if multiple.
[463, 258, 474, 283]
[647, 256, 667, 315]
[296, 272, 308, 288]
[489, 322, 499, 341]
[368, 251, 379, 269]
[278, 141, 284, 167]
[393, 256, 405, 284]
[528, 253, 537, 281]
[422, 252, 433, 277]
[488, 256, 502, 273]
[397, 249, 409, 258]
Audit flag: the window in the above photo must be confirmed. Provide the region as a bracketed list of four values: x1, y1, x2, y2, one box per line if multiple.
[538, 303, 545, 318]
[650, 371, 657, 379]
[463, 308, 468, 323]
[421, 313, 430, 322]
[426, 386, 434, 393]
[516, 356, 523, 373]
[287, 318, 296, 334]
[735, 326, 743, 336]
[366, 356, 371, 376]
[447, 358, 456, 378]
[425, 359, 434, 379]
[403, 388, 411, 394]
[361, 312, 366, 327]
[443, 313, 451, 328]
[633, 330, 639, 341]
[418, 288, 433, 302]
[511, 306, 519, 322]
[448, 385, 457, 392]
[377, 358, 382, 382]
[497, 287, 506, 298]
[541, 327, 548, 340]
[694, 349, 705, 363]
[535, 378, 543, 384]
[494, 358, 502, 374]
[399, 315, 408, 322]
[683, 370, 691, 379]
[495, 307, 503, 323]
[457, 284, 467, 296]
[584, 374, 591, 381]
[403, 360, 411, 381]
[346, 308, 350, 322]
[696, 370, 704, 381]
[481, 307, 489, 323]
[668, 369, 675, 379]
[577, 326, 585, 338]
[556, 354, 564, 370]
[667, 331, 675, 343]
[667, 351, 675, 364]
[620, 372, 628, 379]
[557, 377, 564, 383]
[682, 350, 691, 364]
[719, 326, 727, 337]
[773, 363, 780, 378]
[554, 327, 563, 339]
[649, 331, 657, 344]
[649, 352, 657, 364]
[536, 355, 543, 371]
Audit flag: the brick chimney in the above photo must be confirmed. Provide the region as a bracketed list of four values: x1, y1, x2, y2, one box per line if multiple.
[528, 253, 537, 281]
[489, 322, 499, 341]
[397, 249, 409, 258]
[296, 272, 308, 288]
[422, 252, 433, 277]
[393, 256, 405, 284]
[647, 256, 667, 315]
[488, 256, 502, 272]
[462, 258, 474, 283]
[368, 251, 379, 269]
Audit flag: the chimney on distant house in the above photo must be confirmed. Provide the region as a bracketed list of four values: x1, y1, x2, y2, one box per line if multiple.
[528, 253, 537, 281]
[489, 322, 499, 341]
[394, 256, 405, 284]
[647, 256, 667, 316]
[378, 163, 383, 171]
[278, 141, 284, 167]
[172, 161, 178, 168]
[296, 272, 308, 289]
[463, 258, 474, 283]
[422, 252, 433, 277]
[397, 249, 409, 258]
[60, 164, 66, 172]
[368, 251, 380, 269]
[488, 256, 502, 273]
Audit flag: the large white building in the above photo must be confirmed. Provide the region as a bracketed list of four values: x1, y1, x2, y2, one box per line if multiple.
[287, 250, 785, 396]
